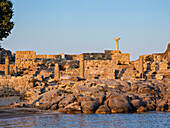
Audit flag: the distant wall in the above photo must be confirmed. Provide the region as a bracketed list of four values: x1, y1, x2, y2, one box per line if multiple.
[15, 51, 36, 69]
[15, 50, 130, 75]
[84, 60, 116, 79]
[15, 51, 61, 70]
[133, 54, 169, 72]
[83, 50, 130, 65]
[84, 53, 112, 60]
[36, 55, 60, 59]
[112, 53, 130, 64]
[0, 64, 15, 74]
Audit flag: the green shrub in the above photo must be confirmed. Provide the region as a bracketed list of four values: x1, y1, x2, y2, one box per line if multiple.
[63, 90, 73, 94]
[50, 63, 55, 66]
[100, 89, 107, 93]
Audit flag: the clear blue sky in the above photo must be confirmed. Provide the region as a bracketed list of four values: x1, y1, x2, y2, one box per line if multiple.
[2, 0, 170, 60]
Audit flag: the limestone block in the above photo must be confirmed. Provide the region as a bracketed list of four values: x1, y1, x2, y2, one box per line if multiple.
[155, 74, 163, 80]
[151, 62, 159, 71]
[159, 62, 168, 70]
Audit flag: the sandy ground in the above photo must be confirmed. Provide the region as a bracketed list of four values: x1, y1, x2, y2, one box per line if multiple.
[0, 96, 20, 107]
[0, 96, 42, 119]
[0, 107, 46, 119]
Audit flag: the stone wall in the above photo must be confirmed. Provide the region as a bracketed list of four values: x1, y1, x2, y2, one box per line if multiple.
[133, 43, 170, 72]
[0, 64, 14, 74]
[134, 55, 169, 73]
[84, 53, 112, 60]
[83, 50, 130, 65]
[71, 55, 80, 60]
[58, 59, 134, 80]
[15, 51, 36, 70]
[54, 60, 118, 80]
[36, 55, 60, 59]
[111, 53, 130, 64]
[15, 51, 61, 70]
[84, 60, 116, 79]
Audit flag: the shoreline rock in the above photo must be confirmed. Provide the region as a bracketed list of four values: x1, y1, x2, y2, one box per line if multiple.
[0, 78, 170, 114]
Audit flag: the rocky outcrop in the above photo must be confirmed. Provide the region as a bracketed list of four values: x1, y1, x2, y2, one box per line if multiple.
[95, 105, 111, 114]
[108, 95, 133, 113]
[0, 76, 169, 114]
[162, 43, 170, 62]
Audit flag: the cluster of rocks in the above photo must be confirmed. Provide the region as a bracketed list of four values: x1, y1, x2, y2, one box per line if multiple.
[5, 77, 169, 114]
[0, 87, 19, 97]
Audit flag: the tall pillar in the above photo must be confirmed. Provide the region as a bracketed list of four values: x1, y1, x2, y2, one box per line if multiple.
[114, 37, 120, 51]
[112, 68, 115, 79]
[5, 56, 10, 75]
[80, 54, 84, 79]
[54, 63, 60, 80]
[139, 56, 144, 78]
[14, 65, 18, 74]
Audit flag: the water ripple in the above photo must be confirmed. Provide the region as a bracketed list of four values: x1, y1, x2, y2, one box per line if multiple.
[0, 112, 169, 128]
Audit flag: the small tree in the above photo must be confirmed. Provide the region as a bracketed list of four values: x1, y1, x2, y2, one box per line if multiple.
[0, 0, 14, 41]
[145, 55, 154, 62]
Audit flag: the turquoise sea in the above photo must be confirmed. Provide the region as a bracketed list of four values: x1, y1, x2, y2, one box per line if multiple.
[0, 112, 169, 128]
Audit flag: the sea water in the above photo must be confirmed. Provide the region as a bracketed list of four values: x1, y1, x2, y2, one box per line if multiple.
[0, 112, 169, 128]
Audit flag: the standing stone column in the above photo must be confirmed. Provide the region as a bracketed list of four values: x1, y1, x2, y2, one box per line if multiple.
[114, 37, 120, 51]
[54, 63, 60, 80]
[139, 56, 144, 78]
[80, 54, 84, 79]
[14, 65, 18, 74]
[112, 68, 115, 79]
[5, 56, 10, 75]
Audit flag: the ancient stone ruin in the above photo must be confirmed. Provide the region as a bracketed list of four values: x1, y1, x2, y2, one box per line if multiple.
[0, 38, 169, 80]
[0, 38, 169, 114]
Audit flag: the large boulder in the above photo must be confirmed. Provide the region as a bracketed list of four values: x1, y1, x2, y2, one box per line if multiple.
[58, 102, 82, 114]
[75, 94, 93, 102]
[130, 83, 138, 93]
[90, 91, 105, 104]
[81, 101, 100, 114]
[108, 95, 133, 113]
[95, 105, 111, 114]
[138, 84, 153, 94]
[131, 99, 146, 109]
[72, 85, 100, 97]
[38, 96, 64, 110]
[146, 102, 156, 111]
[105, 90, 121, 105]
[58, 94, 75, 108]
[137, 106, 147, 112]
[119, 81, 131, 92]
[156, 100, 168, 111]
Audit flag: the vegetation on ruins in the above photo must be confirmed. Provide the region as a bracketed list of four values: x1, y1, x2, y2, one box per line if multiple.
[100, 88, 107, 93]
[0, 0, 14, 41]
[63, 90, 73, 94]
[145, 55, 154, 62]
